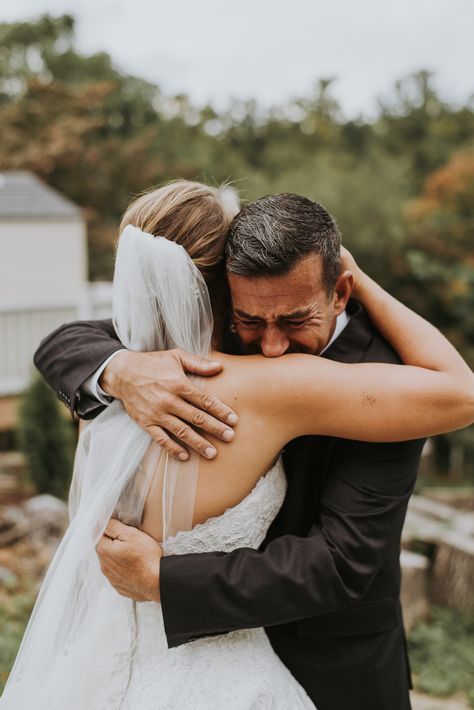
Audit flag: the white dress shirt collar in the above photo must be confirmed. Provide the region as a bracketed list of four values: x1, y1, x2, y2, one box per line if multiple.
[320, 310, 350, 355]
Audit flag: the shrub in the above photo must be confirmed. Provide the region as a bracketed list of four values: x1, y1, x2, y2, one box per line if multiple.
[17, 373, 75, 499]
[0, 591, 36, 693]
[408, 606, 474, 706]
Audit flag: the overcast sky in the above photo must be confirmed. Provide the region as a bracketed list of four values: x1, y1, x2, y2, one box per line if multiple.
[1, 0, 473, 117]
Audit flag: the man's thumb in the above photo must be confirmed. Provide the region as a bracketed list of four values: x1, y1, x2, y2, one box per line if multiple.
[180, 352, 223, 376]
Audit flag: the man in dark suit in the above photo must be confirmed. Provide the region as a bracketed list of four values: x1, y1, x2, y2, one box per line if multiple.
[34, 194, 424, 709]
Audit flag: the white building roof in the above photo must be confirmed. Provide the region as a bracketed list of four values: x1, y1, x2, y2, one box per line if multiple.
[0, 171, 81, 220]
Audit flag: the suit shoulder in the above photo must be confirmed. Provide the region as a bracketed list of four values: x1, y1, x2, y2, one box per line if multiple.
[355, 305, 402, 365]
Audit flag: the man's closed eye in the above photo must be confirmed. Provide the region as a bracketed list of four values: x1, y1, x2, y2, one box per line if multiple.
[281, 319, 307, 328]
[235, 318, 263, 330]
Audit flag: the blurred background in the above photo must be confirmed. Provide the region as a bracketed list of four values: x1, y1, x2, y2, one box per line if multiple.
[0, 2, 473, 707]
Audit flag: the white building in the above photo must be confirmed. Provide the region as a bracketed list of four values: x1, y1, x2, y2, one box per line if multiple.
[0, 171, 111, 430]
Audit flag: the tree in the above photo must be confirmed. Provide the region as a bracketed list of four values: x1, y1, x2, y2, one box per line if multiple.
[17, 374, 75, 499]
[404, 151, 474, 364]
[402, 152, 474, 478]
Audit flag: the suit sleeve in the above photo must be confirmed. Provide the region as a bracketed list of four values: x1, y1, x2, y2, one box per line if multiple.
[159, 437, 424, 648]
[33, 318, 123, 419]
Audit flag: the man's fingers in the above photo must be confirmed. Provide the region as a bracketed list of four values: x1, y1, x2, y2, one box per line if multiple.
[149, 418, 217, 460]
[146, 425, 191, 461]
[177, 352, 238, 426]
[178, 381, 238, 427]
[171, 399, 235, 443]
[104, 518, 128, 539]
[164, 415, 218, 459]
[95, 535, 116, 561]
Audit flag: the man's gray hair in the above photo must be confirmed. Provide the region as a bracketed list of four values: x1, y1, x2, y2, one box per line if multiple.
[226, 193, 342, 293]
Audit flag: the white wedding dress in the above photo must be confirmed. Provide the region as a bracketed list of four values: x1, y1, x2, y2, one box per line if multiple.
[108, 459, 315, 709]
[1, 228, 316, 709]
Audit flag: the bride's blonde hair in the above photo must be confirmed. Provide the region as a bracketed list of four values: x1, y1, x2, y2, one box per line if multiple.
[119, 180, 239, 283]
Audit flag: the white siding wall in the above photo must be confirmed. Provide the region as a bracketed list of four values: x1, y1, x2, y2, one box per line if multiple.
[0, 218, 114, 398]
[0, 220, 87, 309]
[0, 305, 77, 395]
[0, 291, 112, 397]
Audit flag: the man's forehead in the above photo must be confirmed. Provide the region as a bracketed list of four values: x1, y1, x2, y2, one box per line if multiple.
[227, 256, 327, 314]
[229, 280, 325, 319]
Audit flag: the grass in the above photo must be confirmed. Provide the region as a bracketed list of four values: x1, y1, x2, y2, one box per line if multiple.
[408, 606, 474, 707]
[0, 587, 36, 693]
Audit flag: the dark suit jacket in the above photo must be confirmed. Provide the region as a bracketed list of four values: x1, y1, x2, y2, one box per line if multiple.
[34, 299, 424, 710]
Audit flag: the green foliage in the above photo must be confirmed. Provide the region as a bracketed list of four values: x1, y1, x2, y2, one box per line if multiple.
[408, 606, 474, 706]
[0, 14, 472, 473]
[0, 591, 36, 693]
[17, 374, 74, 499]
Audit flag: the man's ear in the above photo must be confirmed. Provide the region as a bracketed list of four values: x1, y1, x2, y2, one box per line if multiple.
[333, 271, 354, 315]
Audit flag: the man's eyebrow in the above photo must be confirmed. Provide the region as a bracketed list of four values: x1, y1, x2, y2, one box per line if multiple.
[234, 307, 313, 320]
[279, 308, 312, 319]
[234, 309, 263, 320]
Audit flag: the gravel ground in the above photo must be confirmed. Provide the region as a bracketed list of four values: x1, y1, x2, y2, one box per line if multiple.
[411, 692, 470, 709]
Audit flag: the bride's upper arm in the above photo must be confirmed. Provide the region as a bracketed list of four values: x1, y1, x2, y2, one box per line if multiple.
[225, 354, 336, 444]
[223, 353, 473, 448]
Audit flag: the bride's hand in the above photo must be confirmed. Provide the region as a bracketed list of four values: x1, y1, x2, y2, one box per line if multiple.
[341, 246, 365, 297]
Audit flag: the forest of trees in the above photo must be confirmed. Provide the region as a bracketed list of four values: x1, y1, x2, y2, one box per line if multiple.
[1, 14, 473, 476]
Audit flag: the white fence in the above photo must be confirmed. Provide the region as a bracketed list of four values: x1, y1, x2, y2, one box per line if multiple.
[0, 284, 112, 396]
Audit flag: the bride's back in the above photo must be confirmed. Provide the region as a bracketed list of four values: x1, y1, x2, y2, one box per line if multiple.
[111, 183, 294, 542]
[141, 351, 290, 541]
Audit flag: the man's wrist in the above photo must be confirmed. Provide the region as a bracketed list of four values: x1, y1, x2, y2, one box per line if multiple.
[149, 554, 161, 603]
[155, 559, 161, 603]
[99, 350, 130, 399]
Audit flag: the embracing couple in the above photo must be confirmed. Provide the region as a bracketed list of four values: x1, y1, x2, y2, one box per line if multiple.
[3, 181, 473, 710]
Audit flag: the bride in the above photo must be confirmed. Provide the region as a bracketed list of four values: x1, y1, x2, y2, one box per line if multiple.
[2, 181, 473, 709]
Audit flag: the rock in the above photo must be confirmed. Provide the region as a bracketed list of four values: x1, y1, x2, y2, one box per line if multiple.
[402, 495, 474, 619]
[0, 452, 26, 477]
[0, 565, 18, 586]
[0, 506, 29, 546]
[409, 495, 456, 521]
[401, 550, 430, 631]
[22, 494, 68, 522]
[431, 533, 474, 618]
[0, 503, 28, 529]
[0, 494, 68, 547]
[411, 691, 470, 709]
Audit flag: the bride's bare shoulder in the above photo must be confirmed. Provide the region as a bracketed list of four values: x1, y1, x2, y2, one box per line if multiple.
[206, 351, 316, 410]
[209, 352, 278, 394]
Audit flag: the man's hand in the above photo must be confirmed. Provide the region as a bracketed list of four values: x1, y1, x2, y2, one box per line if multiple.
[99, 349, 238, 460]
[96, 519, 163, 602]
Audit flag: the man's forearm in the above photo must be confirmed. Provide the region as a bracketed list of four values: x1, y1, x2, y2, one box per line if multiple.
[160, 436, 424, 648]
[33, 318, 123, 418]
[160, 490, 411, 644]
[160, 529, 353, 648]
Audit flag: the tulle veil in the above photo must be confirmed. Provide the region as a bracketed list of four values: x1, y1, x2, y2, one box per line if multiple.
[0, 225, 214, 709]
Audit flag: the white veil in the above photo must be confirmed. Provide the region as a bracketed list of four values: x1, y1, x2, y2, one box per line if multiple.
[0, 226, 214, 709]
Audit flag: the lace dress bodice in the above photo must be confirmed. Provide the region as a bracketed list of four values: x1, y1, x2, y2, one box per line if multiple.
[117, 458, 315, 709]
[162, 456, 287, 556]
[14, 460, 315, 710]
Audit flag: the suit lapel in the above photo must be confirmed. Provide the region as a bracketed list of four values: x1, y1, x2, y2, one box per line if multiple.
[321, 299, 373, 364]
[267, 300, 377, 542]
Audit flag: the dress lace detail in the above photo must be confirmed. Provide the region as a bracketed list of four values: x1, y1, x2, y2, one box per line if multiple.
[162, 457, 288, 556]
[100, 460, 315, 709]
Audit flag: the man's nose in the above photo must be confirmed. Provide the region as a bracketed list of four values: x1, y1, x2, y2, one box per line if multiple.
[260, 327, 289, 358]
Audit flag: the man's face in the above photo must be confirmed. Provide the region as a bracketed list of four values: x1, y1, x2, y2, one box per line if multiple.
[228, 253, 352, 357]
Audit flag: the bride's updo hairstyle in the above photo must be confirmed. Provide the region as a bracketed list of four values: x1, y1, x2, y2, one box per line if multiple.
[119, 180, 239, 285]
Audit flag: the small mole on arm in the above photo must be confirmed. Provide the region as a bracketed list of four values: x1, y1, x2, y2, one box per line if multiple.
[362, 392, 376, 406]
